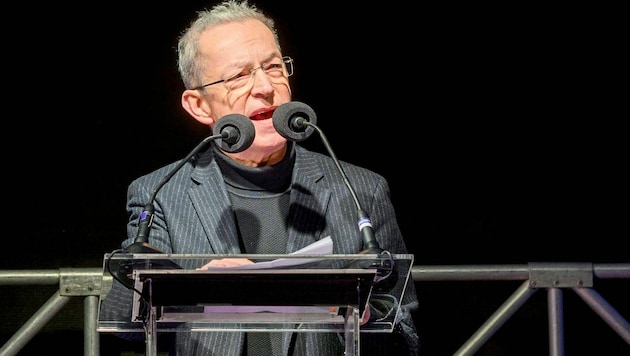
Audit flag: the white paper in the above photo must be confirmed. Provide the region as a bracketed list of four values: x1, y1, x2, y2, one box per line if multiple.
[202, 305, 337, 314]
[201, 236, 333, 270]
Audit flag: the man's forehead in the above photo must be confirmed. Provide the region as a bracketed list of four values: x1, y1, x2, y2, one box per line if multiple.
[199, 19, 275, 56]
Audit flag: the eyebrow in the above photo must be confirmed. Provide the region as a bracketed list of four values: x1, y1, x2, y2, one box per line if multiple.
[226, 53, 282, 70]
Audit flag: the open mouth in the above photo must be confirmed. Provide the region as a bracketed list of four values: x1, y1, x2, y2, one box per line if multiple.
[250, 107, 277, 121]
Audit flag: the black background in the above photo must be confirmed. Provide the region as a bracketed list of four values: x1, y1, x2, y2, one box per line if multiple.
[2, 1, 628, 355]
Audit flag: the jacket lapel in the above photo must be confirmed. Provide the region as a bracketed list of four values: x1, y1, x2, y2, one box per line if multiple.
[286, 147, 331, 253]
[188, 149, 242, 254]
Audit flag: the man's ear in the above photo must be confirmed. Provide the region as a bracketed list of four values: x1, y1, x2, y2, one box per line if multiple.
[181, 89, 215, 125]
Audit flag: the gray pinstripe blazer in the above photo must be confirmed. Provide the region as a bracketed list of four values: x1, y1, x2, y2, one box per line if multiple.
[101, 143, 419, 355]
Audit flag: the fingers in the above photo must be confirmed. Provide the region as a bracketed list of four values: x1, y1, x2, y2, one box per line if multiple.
[197, 258, 255, 269]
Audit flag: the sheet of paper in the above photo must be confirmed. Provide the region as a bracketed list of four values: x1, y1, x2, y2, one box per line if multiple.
[202, 305, 337, 314]
[201, 236, 333, 270]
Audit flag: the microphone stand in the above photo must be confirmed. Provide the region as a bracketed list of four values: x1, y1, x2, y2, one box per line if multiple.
[273, 101, 393, 281]
[306, 122, 383, 255]
[108, 114, 255, 287]
[127, 113, 255, 253]
[126, 134, 219, 254]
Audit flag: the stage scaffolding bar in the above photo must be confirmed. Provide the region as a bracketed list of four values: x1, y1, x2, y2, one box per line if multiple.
[1, 263, 628, 355]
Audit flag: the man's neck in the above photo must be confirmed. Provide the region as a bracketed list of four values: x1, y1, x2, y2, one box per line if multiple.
[222, 144, 288, 167]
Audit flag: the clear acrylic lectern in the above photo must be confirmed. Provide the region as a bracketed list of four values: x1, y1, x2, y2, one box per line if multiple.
[97, 252, 414, 356]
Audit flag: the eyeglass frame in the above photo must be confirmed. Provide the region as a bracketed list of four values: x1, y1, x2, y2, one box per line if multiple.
[192, 56, 294, 91]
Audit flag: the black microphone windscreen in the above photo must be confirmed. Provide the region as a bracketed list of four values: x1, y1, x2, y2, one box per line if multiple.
[272, 101, 317, 142]
[214, 114, 255, 153]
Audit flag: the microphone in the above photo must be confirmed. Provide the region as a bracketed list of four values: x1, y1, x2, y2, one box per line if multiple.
[126, 113, 255, 253]
[272, 101, 384, 255]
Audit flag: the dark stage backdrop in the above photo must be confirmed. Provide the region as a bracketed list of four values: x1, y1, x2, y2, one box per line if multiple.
[2, 2, 627, 355]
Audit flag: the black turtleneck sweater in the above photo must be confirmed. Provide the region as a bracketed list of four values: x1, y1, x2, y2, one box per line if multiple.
[214, 143, 295, 255]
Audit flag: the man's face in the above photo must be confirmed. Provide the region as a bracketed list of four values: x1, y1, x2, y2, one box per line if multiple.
[195, 19, 292, 161]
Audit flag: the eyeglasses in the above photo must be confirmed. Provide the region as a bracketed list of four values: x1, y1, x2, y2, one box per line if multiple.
[193, 56, 294, 92]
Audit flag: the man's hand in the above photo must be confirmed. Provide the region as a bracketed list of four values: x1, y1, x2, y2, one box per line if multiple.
[197, 258, 255, 269]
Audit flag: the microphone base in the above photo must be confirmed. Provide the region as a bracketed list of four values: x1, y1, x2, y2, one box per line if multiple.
[348, 248, 394, 285]
[110, 243, 180, 288]
[125, 242, 165, 254]
[359, 247, 384, 255]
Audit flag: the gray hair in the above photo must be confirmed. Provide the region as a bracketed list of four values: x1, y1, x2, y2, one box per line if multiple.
[177, 0, 280, 89]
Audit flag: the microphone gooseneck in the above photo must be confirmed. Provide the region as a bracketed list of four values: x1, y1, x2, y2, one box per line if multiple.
[126, 114, 255, 253]
[272, 101, 384, 255]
